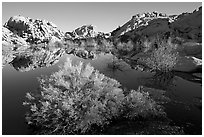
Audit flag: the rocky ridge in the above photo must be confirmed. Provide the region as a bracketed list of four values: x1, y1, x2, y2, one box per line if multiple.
[111, 6, 202, 42]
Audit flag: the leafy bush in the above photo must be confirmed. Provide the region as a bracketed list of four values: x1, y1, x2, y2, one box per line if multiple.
[24, 57, 166, 134]
[141, 38, 178, 72]
[124, 86, 166, 119]
[98, 38, 114, 52]
[24, 58, 125, 134]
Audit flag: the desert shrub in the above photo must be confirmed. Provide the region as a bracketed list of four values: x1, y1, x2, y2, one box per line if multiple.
[24, 58, 125, 134]
[98, 38, 114, 52]
[141, 38, 178, 72]
[116, 40, 134, 55]
[142, 39, 153, 52]
[124, 86, 166, 119]
[24, 58, 166, 134]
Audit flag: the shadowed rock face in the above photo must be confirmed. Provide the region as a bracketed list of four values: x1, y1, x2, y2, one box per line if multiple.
[3, 15, 64, 44]
[171, 7, 202, 42]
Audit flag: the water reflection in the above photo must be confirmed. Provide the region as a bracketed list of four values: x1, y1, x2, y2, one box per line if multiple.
[2, 43, 202, 135]
[10, 49, 64, 72]
[138, 72, 176, 90]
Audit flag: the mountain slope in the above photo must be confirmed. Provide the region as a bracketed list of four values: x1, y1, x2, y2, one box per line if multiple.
[111, 6, 202, 42]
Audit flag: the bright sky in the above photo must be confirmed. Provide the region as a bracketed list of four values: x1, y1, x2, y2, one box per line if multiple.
[2, 2, 202, 33]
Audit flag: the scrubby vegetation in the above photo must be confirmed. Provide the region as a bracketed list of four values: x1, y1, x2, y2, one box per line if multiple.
[141, 38, 178, 72]
[24, 57, 166, 134]
[116, 40, 134, 55]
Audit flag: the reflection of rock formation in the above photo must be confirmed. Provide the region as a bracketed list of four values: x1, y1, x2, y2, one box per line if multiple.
[173, 56, 202, 72]
[72, 49, 95, 59]
[10, 48, 64, 72]
[174, 71, 202, 84]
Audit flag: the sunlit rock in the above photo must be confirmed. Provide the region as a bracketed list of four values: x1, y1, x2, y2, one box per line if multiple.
[4, 15, 64, 44]
[66, 25, 110, 39]
[2, 26, 27, 45]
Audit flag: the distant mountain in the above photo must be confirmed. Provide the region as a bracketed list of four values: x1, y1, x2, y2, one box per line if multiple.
[111, 6, 202, 42]
[65, 25, 110, 39]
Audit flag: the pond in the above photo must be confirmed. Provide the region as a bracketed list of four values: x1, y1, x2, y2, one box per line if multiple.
[2, 52, 202, 135]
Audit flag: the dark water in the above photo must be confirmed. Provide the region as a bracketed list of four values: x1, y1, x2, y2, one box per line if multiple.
[2, 53, 202, 135]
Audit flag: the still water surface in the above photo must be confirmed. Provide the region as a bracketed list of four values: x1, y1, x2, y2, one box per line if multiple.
[2, 53, 202, 134]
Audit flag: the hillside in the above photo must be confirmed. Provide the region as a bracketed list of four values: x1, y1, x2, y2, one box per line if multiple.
[111, 6, 202, 42]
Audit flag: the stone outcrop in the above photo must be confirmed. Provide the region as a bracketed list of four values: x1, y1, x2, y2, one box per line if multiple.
[2, 26, 27, 45]
[68, 25, 98, 39]
[65, 25, 110, 39]
[3, 15, 64, 44]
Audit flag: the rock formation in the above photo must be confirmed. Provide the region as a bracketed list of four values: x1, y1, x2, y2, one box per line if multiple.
[111, 7, 201, 43]
[3, 15, 64, 45]
[65, 25, 110, 39]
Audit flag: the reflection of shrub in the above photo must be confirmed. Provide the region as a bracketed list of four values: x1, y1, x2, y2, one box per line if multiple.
[24, 58, 166, 134]
[142, 72, 175, 90]
[141, 39, 178, 72]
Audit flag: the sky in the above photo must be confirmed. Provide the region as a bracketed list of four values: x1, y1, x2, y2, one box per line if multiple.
[2, 2, 202, 33]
